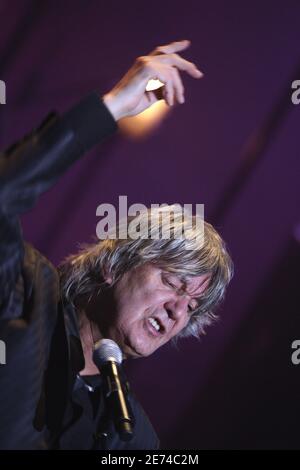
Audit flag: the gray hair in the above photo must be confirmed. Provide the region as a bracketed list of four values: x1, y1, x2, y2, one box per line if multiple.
[59, 205, 233, 339]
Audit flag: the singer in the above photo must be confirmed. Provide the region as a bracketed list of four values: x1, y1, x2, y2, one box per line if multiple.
[0, 40, 233, 450]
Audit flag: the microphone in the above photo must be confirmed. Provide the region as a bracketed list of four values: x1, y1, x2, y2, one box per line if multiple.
[93, 338, 134, 441]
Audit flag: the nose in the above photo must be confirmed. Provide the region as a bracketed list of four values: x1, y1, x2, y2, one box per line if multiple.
[164, 295, 189, 323]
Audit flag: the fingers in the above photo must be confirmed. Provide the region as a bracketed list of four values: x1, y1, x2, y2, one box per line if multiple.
[171, 67, 185, 104]
[145, 69, 174, 106]
[152, 69, 183, 106]
[164, 78, 174, 106]
[149, 40, 203, 79]
[155, 71, 174, 106]
[150, 39, 191, 56]
[159, 53, 203, 78]
[136, 39, 203, 108]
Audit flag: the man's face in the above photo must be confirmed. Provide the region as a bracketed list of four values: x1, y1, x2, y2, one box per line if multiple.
[99, 263, 210, 358]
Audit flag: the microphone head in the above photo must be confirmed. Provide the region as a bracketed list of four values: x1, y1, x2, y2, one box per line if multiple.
[93, 338, 123, 368]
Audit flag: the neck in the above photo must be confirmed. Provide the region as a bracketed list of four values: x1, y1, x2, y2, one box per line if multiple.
[78, 311, 102, 376]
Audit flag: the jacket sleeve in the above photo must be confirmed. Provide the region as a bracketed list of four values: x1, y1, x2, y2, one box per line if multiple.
[0, 92, 117, 311]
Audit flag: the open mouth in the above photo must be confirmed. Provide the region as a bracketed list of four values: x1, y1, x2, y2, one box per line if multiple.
[146, 316, 165, 336]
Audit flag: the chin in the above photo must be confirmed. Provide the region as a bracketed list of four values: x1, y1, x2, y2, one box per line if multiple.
[124, 341, 153, 359]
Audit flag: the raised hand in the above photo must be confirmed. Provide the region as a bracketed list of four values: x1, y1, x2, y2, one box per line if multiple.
[103, 40, 203, 120]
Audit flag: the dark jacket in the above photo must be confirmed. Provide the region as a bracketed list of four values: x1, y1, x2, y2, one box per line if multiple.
[0, 93, 159, 450]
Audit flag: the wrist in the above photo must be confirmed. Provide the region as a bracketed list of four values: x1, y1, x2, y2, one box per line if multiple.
[102, 93, 124, 121]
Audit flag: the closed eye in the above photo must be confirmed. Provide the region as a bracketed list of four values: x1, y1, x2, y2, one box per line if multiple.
[163, 277, 173, 287]
[161, 273, 181, 290]
[162, 273, 200, 312]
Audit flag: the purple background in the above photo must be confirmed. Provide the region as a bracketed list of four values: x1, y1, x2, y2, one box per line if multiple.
[1, 0, 300, 449]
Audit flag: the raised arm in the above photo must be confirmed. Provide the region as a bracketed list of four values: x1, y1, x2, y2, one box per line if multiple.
[0, 39, 203, 312]
[0, 94, 117, 306]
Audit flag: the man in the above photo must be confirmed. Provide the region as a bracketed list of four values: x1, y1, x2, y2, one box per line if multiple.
[0, 40, 233, 450]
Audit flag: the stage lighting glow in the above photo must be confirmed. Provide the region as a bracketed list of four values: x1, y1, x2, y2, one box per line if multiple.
[119, 100, 169, 139]
[146, 79, 164, 91]
[119, 79, 170, 139]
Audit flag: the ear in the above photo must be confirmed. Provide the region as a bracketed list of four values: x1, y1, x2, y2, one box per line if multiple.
[104, 275, 113, 285]
[102, 265, 113, 285]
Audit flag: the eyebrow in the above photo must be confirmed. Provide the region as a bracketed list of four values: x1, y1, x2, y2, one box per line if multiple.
[181, 276, 208, 297]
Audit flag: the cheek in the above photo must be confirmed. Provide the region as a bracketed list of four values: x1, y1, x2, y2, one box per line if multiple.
[120, 289, 166, 317]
